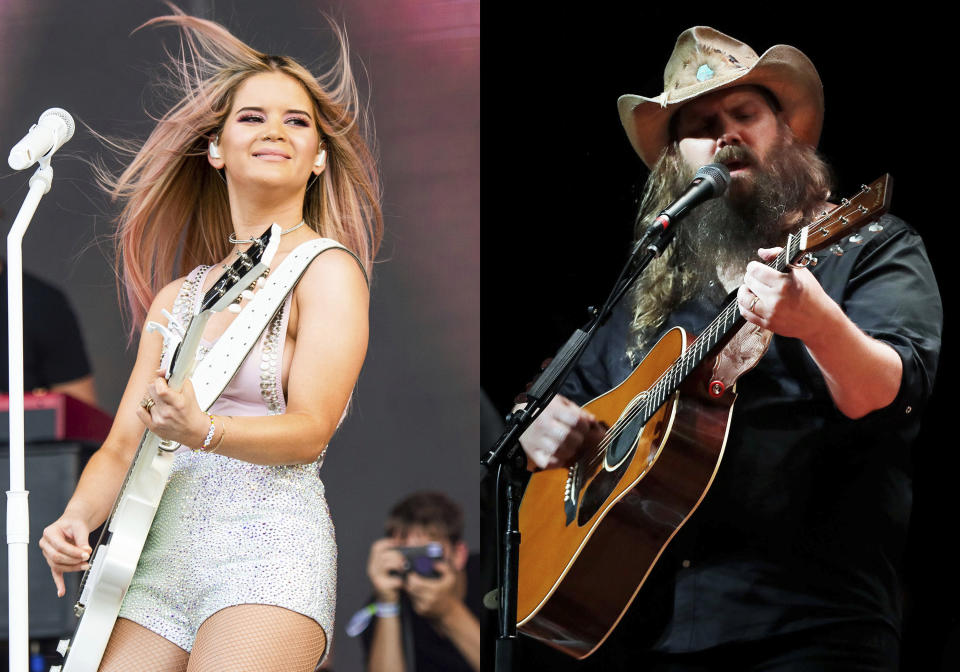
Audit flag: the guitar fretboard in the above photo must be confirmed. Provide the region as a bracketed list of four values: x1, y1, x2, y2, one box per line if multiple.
[625, 186, 882, 434]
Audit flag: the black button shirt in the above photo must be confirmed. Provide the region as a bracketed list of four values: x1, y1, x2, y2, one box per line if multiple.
[557, 214, 943, 652]
[0, 268, 92, 392]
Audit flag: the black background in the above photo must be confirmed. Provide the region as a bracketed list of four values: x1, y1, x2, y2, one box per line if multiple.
[482, 8, 958, 670]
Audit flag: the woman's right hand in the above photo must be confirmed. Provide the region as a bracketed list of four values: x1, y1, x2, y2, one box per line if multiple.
[519, 395, 604, 470]
[39, 515, 92, 598]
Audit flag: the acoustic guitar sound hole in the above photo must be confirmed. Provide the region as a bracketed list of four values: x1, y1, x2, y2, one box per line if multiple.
[577, 415, 643, 525]
[604, 414, 643, 468]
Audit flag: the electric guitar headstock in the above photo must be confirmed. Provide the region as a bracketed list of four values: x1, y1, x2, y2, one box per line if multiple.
[201, 224, 282, 313]
[148, 224, 282, 387]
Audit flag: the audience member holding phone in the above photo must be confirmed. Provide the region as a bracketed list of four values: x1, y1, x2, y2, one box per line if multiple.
[359, 491, 480, 672]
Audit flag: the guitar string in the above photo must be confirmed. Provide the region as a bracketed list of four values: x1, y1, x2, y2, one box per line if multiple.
[583, 207, 860, 464]
[590, 235, 798, 457]
[72, 244, 272, 598]
[590, 189, 881, 457]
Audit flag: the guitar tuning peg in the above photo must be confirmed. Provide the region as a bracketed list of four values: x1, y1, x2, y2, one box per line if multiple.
[146, 320, 171, 341]
[159, 309, 186, 338]
[256, 277, 266, 288]
[241, 290, 255, 300]
[235, 251, 253, 269]
[228, 303, 242, 314]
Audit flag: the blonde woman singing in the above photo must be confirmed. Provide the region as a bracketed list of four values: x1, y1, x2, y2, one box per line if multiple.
[39, 8, 381, 671]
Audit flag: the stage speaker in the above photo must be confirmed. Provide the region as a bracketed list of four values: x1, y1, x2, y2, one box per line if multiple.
[0, 442, 94, 637]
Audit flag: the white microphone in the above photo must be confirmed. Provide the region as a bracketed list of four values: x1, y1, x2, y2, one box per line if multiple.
[7, 108, 76, 170]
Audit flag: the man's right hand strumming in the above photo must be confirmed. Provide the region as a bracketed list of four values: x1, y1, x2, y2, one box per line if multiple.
[518, 395, 605, 470]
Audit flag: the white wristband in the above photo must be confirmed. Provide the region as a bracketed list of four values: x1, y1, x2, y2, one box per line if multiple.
[375, 601, 400, 617]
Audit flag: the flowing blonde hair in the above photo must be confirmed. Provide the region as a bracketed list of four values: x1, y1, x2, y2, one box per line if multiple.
[102, 7, 382, 338]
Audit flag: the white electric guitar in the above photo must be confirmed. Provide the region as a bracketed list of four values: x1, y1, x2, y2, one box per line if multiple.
[51, 225, 281, 672]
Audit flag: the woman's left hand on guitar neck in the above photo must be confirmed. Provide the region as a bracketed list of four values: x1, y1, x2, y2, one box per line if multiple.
[136, 374, 211, 449]
[737, 246, 902, 420]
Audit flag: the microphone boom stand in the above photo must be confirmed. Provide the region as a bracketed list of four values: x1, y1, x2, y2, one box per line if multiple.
[7, 153, 56, 672]
[481, 221, 678, 671]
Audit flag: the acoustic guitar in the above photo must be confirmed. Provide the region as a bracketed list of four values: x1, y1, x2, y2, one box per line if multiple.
[516, 175, 892, 658]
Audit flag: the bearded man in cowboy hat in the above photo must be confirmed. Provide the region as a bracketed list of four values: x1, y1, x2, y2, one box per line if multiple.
[516, 26, 942, 670]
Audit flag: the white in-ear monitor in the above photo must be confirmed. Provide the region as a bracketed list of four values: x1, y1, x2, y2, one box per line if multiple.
[208, 140, 222, 160]
[315, 149, 326, 168]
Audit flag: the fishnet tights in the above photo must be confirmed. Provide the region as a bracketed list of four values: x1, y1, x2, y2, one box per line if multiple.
[98, 605, 327, 672]
[189, 604, 327, 671]
[99, 619, 188, 672]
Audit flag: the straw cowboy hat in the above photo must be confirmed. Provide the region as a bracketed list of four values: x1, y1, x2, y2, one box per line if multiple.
[618, 26, 824, 168]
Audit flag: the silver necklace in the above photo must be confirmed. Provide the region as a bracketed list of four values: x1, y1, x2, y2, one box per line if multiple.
[228, 220, 306, 245]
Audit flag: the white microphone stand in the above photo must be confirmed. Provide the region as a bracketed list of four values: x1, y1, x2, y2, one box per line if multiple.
[7, 153, 55, 672]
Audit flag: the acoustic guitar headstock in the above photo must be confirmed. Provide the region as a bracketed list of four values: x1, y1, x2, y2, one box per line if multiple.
[800, 174, 892, 253]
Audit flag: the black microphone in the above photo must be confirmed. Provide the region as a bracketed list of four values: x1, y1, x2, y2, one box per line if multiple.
[655, 162, 730, 228]
[640, 162, 730, 256]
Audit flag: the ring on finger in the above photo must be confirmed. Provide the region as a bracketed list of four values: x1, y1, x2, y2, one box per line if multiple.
[748, 295, 760, 311]
[140, 396, 155, 411]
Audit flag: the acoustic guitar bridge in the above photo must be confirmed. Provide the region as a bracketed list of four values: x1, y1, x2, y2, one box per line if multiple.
[563, 463, 579, 525]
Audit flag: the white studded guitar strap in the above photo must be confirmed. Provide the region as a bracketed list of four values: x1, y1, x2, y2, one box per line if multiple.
[191, 238, 359, 410]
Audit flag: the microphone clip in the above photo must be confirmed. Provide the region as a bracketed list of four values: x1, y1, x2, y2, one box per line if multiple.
[639, 213, 677, 259]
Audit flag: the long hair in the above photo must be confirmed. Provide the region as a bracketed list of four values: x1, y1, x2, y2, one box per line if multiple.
[625, 129, 832, 363]
[101, 7, 382, 338]
[624, 149, 687, 363]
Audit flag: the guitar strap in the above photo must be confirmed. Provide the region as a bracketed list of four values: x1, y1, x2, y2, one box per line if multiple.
[191, 238, 354, 410]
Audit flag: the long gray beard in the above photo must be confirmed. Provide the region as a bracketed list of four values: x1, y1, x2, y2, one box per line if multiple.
[623, 133, 834, 362]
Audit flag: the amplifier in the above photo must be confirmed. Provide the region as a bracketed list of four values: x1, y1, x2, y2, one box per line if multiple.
[0, 442, 94, 637]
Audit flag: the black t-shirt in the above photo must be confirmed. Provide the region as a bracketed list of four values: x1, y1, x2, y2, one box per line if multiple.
[557, 215, 942, 652]
[0, 268, 92, 392]
[361, 553, 482, 672]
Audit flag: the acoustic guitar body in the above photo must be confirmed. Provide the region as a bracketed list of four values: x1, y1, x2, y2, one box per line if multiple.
[514, 175, 892, 659]
[516, 326, 735, 658]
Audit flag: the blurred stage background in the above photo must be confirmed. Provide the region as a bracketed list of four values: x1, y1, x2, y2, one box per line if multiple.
[0, 1, 478, 670]
[482, 7, 958, 672]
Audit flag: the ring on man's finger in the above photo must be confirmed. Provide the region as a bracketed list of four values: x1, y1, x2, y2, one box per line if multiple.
[749, 295, 760, 311]
[140, 396, 156, 411]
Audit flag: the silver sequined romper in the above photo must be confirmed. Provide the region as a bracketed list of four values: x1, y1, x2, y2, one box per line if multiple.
[117, 264, 337, 653]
